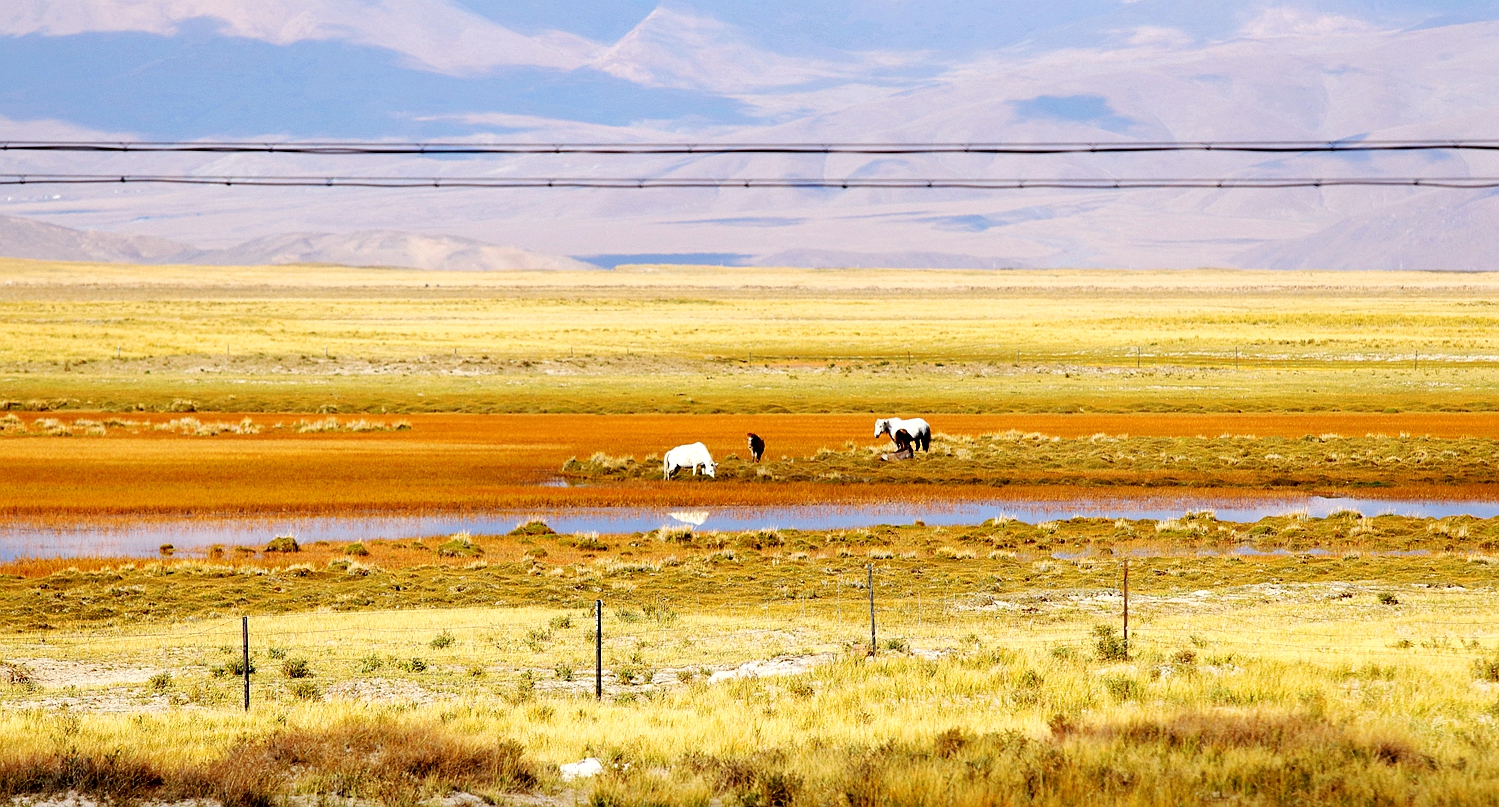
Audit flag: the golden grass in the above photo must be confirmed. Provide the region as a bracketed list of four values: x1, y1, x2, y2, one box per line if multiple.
[7, 260, 1499, 414]
[4, 556, 1499, 805]
[5, 512, 1499, 625]
[569, 430, 1499, 490]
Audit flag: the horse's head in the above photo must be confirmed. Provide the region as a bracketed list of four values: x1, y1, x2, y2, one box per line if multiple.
[704, 460, 718, 478]
[874, 419, 890, 437]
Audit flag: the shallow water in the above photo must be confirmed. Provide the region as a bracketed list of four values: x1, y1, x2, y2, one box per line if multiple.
[3, 493, 1497, 560]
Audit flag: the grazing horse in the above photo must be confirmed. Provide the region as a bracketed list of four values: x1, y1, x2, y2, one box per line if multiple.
[747, 432, 765, 462]
[875, 417, 931, 452]
[663, 442, 717, 479]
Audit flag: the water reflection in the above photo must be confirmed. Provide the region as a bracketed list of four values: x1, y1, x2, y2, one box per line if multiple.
[2, 494, 1496, 560]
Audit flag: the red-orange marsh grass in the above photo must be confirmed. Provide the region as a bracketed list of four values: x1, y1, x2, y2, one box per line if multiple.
[6, 412, 1499, 518]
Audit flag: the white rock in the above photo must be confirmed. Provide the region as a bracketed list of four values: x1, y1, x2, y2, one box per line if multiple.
[560, 757, 605, 781]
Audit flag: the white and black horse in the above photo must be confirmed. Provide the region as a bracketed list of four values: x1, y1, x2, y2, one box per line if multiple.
[875, 417, 931, 452]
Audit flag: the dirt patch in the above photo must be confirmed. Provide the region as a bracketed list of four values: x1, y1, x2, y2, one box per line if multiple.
[324, 677, 436, 705]
[707, 654, 835, 683]
[10, 793, 219, 807]
[12, 658, 167, 689]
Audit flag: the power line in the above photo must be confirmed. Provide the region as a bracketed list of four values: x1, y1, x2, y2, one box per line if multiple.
[4, 173, 1498, 189]
[3, 139, 1499, 156]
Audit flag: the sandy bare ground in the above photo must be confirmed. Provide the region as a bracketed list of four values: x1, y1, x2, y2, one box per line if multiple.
[0, 652, 845, 713]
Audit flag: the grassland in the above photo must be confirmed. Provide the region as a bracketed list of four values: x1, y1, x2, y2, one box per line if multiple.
[6, 259, 1499, 414]
[5, 515, 1499, 804]
[570, 430, 1499, 491]
[9, 260, 1499, 804]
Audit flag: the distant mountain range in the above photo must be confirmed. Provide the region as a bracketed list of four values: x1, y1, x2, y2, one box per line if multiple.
[0, 215, 598, 271]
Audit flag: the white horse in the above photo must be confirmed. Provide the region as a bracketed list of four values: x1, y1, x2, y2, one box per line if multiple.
[663, 442, 717, 479]
[875, 417, 931, 452]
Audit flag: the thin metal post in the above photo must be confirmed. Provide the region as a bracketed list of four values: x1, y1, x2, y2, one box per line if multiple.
[241, 616, 250, 711]
[1234, 346, 1239, 370]
[1122, 560, 1130, 659]
[594, 599, 603, 701]
[868, 565, 876, 655]
[1135, 346, 1140, 368]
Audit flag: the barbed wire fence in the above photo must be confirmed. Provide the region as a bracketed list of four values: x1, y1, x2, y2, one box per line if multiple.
[0, 562, 1494, 710]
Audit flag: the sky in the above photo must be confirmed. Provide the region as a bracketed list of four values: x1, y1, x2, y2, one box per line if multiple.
[4, 0, 1499, 268]
[2, 0, 1496, 138]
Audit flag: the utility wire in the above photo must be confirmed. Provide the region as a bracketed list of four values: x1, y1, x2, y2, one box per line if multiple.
[4, 174, 1499, 190]
[4, 139, 1499, 155]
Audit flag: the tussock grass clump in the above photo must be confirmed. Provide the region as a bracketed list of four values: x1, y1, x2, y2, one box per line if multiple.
[562, 452, 641, 479]
[508, 518, 556, 537]
[562, 431, 1499, 490]
[264, 535, 300, 553]
[154, 416, 262, 436]
[563, 532, 608, 552]
[437, 533, 482, 558]
[32, 418, 71, 436]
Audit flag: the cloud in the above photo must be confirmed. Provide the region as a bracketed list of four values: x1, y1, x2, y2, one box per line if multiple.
[588, 7, 893, 93]
[1123, 26, 1195, 48]
[0, 1, 916, 109]
[0, 0, 600, 74]
[1239, 7, 1379, 38]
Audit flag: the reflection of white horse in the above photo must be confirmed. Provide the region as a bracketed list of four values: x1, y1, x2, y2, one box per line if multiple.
[875, 417, 931, 452]
[663, 442, 717, 479]
[669, 510, 710, 526]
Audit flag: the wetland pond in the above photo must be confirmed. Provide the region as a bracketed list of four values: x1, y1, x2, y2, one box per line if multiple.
[4, 493, 1499, 560]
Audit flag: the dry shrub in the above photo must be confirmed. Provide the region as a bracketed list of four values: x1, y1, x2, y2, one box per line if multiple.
[233, 719, 537, 797]
[0, 751, 170, 804]
[826, 709, 1431, 807]
[1079, 710, 1425, 765]
[680, 751, 803, 807]
[0, 719, 533, 806]
[0, 661, 35, 688]
[932, 728, 969, 758]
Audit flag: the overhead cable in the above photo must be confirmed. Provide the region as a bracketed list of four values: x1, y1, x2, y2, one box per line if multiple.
[3, 139, 1499, 155]
[3, 173, 1498, 189]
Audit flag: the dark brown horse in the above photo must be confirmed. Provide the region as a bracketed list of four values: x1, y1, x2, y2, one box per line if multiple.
[747, 432, 765, 462]
[881, 429, 915, 461]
